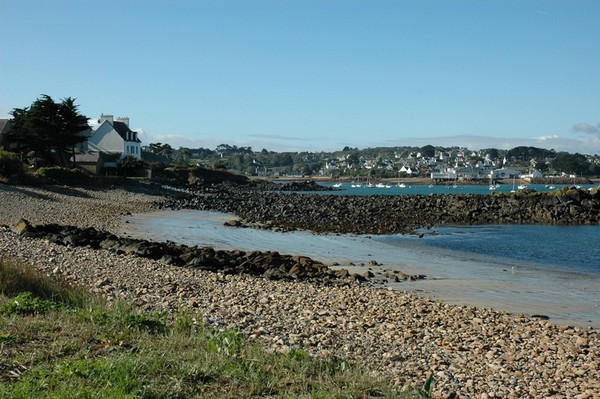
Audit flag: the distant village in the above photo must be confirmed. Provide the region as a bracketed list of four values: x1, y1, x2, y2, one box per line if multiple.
[2, 112, 599, 183]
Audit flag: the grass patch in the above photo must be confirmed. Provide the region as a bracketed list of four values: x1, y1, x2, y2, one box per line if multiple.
[0, 259, 431, 398]
[0, 258, 91, 309]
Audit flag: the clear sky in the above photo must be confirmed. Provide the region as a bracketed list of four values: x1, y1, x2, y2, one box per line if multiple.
[1, 0, 599, 154]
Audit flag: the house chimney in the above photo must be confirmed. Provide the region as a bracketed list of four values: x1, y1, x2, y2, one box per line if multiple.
[116, 116, 129, 127]
[99, 114, 113, 124]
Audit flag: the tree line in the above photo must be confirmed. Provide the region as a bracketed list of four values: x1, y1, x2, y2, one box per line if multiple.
[154, 143, 600, 178]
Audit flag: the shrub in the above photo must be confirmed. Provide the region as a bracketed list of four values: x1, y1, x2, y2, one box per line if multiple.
[0, 148, 24, 180]
[33, 166, 93, 185]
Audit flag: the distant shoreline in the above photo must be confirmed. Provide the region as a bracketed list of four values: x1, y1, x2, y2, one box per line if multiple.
[253, 175, 599, 186]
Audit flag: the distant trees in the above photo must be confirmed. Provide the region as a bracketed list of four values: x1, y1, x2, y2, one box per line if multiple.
[419, 145, 435, 158]
[480, 148, 500, 160]
[551, 152, 595, 176]
[9, 95, 89, 167]
[506, 146, 555, 164]
[346, 151, 361, 167]
[148, 142, 173, 157]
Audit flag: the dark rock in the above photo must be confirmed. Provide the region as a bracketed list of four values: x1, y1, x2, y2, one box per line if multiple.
[532, 314, 550, 320]
[224, 219, 242, 227]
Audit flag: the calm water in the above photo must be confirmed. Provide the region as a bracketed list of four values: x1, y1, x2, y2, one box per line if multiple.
[120, 206, 600, 328]
[315, 182, 598, 196]
[407, 224, 600, 275]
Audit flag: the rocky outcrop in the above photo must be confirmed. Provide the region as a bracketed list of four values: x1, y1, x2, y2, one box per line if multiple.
[163, 186, 600, 234]
[17, 222, 367, 284]
[276, 180, 338, 192]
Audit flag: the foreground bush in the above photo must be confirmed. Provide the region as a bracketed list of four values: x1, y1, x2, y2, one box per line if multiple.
[0, 148, 24, 182]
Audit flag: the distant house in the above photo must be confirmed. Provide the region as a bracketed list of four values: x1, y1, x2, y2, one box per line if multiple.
[522, 169, 544, 181]
[455, 166, 490, 180]
[72, 114, 143, 175]
[85, 114, 141, 159]
[430, 166, 457, 181]
[491, 167, 520, 179]
[71, 152, 121, 175]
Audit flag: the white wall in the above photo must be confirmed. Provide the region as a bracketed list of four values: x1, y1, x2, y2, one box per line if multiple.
[89, 121, 124, 154]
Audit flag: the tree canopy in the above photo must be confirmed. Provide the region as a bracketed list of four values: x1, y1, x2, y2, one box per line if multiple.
[551, 152, 595, 176]
[9, 95, 89, 166]
[419, 145, 435, 158]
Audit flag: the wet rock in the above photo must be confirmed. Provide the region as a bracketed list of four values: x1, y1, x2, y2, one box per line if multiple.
[18, 222, 368, 285]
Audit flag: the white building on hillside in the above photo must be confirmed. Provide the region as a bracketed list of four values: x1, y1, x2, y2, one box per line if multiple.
[490, 167, 521, 179]
[86, 114, 142, 159]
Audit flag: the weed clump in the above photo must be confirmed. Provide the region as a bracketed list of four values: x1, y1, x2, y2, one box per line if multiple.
[0, 291, 61, 315]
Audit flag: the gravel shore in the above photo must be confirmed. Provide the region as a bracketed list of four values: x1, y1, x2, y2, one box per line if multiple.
[1, 184, 599, 398]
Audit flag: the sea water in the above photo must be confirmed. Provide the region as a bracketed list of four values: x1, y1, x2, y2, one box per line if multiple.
[119, 208, 600, 328]
[316, 182, 598, 196]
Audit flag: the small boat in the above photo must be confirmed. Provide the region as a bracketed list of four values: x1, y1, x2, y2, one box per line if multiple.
[332, 183, 343, 188]
[518, 184, 527, 190]
[397, 183, 406, 188]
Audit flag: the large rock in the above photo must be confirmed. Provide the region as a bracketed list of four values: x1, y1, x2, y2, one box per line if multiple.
[14, 218, 32, 235]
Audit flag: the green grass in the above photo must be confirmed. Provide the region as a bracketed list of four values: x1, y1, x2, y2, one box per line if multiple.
[0, 259, 432, 398]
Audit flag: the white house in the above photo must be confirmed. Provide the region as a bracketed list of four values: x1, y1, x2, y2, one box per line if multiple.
[522, 169, 544, 181]
[490, 167, 521, 179]
[86, 114, 142, 159]
[430, 166, 457, 180]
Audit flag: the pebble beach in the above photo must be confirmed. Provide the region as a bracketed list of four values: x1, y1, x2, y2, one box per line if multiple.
[1, 184, 599, 398]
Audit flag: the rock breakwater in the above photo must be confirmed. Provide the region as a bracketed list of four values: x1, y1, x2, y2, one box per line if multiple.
[165, 186, 600, 234]
[16, 220, 368, 284]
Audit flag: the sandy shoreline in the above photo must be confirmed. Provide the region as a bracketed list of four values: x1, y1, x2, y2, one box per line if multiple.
[1, 184, 599, 398]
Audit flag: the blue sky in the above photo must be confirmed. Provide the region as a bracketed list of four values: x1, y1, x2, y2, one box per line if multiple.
[1, 0, 599, 154]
